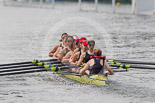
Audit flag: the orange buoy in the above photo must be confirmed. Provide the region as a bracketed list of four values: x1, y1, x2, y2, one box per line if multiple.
[116, 2, 120, 6]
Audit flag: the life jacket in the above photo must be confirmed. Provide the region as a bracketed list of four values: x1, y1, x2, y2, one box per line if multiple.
[89, 56, 106, 75]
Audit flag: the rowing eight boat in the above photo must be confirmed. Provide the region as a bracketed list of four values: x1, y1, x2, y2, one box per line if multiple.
[62, 71, 107, 85]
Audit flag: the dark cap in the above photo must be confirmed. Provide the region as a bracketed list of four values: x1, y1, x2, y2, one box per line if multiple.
[88, 41, 95, 45]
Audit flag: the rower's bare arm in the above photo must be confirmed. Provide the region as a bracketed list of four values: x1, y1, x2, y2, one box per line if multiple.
[58, 49, 65, 60]
[69, 53, 74, 60]
[73, 48, 79, 55]
[69, 52, 79, 65]
[77, 53, 85, 65]
[69, 49, 78, 61]
[105, 61, 114, 75]
[56, 48, 64, 58]
[49, 44, 59, 57]
[62, 51, 72, 63]
[53, 47, 60, 58]
[80, 61, 90, 75]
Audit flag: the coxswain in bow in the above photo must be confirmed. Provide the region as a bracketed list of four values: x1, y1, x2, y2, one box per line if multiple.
[49, 33, 68, 57]
[80, 49, 114, 75]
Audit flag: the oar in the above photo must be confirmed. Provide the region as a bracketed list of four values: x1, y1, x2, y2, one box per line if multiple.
[0, 62, 66, 73]
[0, 59, 57, 67]
[0, 65, 79, 76]
[110, 64, 155, 70]
[0, 61, 61, 70]
[107, 59, 155, 65]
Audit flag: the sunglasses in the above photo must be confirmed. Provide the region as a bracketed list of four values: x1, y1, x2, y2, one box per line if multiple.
[67, 40, 73, 42]
[75, 41, 79, 45]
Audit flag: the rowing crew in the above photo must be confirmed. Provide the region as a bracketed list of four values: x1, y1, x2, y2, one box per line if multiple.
[49, 33, 114, 75]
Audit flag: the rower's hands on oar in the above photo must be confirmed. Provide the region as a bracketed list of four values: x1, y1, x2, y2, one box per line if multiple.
[49, 53, 53, 57]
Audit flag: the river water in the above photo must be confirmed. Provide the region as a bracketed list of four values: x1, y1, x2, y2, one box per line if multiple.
[0, 1, 155, 103]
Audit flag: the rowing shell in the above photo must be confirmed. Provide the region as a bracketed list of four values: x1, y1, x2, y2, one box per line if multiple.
[62, 74, 107, 85]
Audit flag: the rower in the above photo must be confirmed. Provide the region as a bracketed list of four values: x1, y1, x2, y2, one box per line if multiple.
[77, 40, 95, 65]
[69, 41, 87, 65]
[53, 36, 67, 58]
[72, 37, 87, 56]
[58, 36, 74, 61]
[70, 37, 87, 62]
[80, 49, 114, 75]
[49, 33, 68, 57]
[74, 38, 80, 49]
[61, 38, 80, 63]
